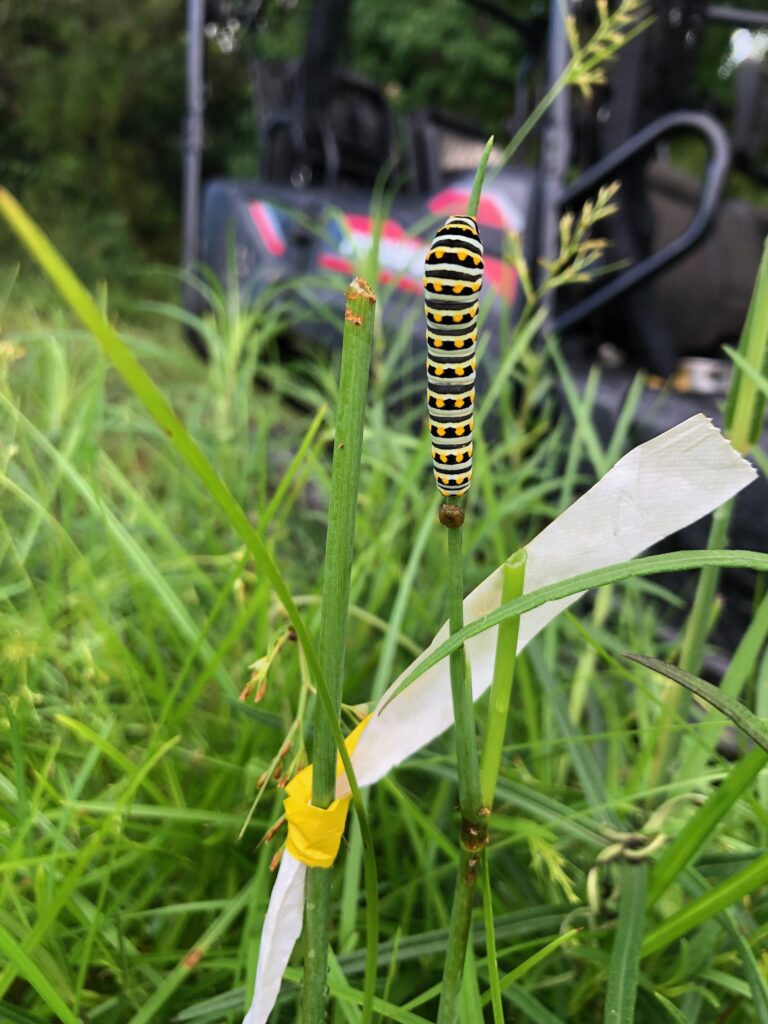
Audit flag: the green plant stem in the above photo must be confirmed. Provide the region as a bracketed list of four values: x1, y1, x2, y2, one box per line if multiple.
[477, 551, 526, 1024]
[480, 850, 504, 1024]
[436, 522, 486, 1024]
[446, 524, 484, 819]
[724, 237, 768, 454]
[490, 6, 653, 182]
[492, 77, 566, 179]
[480, 551, 527, 806]
[303, 278, 376, 1024]
[0, 191, 368, 813]
[438, 844, 480, 1024]
[467, 137, 494, 218]
[434, 145, 498, 1022]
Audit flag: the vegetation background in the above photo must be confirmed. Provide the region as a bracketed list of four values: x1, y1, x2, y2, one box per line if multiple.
[2, 2, 768, 1023]
[1, 0, 764, 285]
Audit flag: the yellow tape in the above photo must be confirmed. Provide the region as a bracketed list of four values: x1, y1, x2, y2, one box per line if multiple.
[284, 714, 371, 869]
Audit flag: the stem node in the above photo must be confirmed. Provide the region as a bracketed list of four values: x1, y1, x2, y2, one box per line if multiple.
[439, 503, 465, 529]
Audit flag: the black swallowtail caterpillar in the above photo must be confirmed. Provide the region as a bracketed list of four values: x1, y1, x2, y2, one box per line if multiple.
[424, 215, 483, 497]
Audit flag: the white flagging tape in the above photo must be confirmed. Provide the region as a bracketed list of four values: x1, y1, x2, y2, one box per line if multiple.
[243, 414, 756, 1024]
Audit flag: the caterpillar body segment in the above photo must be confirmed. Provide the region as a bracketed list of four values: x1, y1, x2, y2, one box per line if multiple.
[424, 215, 483, 497]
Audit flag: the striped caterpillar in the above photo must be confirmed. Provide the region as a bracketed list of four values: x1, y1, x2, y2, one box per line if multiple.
[424, 215, 483, 497]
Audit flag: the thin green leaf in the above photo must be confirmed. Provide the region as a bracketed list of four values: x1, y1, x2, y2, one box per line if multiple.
[649, 747, 768, 905]
[284, 967, 432, 1024]
[382, 550, 768, 709]
[0, 923, 80, 1024]
[494, 928, 581, 997]
[642, 849, 768, 957]
[604, 863, 648, 1024]
[624, 654, 768, 753]
[467, 136, 495, 218]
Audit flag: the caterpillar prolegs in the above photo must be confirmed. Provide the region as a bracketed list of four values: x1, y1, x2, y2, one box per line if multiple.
[424, 215, 483, 497]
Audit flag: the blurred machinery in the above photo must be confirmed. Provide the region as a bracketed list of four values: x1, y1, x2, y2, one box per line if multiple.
[182, 0, 768, 573]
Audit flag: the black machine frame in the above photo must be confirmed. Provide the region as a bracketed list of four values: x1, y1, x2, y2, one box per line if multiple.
[182, 0, 768, 370]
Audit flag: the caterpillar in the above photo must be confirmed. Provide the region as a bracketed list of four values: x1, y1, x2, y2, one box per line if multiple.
[424, 215, 483, 497]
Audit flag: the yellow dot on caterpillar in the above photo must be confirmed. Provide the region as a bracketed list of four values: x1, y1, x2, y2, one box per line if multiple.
[455, 339, 465, 348]
[457, 476, 465, 485]
[440, 454, 448, 463]
[471, 332, 477, 341]
[471, 305, 478, 316]
[433, 337, 443, 347]
[453, 313, 462, 323]
[436, 248, 444, 259]
[470, 390, 475, 400]
[455, 367, 465, 376]
[435, 283, 443, 292]
[455, 399, 465, 408]
[458, 252, 466, 261]
[474, 256, 481, 266]
[456, 426, 465, 436]
[436, 398, 445, 408]
[442, 476, 449, 484]
[434, 366, 444, 376]
[437, 427, 446, 436]
[469, 418, 474, 429]
[473, 282, 481, 291]
[423, 278, 429, 287]
[453, 285, 464, 294]
[468, 446, 473, 456]
[456, 453, 464, 462]
[434, 313, 443, 322]
[471, 360, 476, 370]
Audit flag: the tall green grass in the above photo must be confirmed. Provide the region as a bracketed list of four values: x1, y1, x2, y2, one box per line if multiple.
[1, 184, 768, 1024]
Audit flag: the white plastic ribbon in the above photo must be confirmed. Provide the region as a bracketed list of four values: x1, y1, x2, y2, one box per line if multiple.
[243, 414, 755, 1024]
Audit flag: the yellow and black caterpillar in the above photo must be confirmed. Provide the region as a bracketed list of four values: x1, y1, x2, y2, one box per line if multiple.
[424, 215, 483, 497]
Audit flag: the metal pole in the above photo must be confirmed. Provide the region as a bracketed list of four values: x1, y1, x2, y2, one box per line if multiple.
[537, 0, 572, 313]
[182, 0, 205, 287]
[705, 5, 768, 29]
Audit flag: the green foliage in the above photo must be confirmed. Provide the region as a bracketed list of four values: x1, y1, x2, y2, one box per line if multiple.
[350, 0, 531, 129]
[0, 0, 537, 282]
[2, 223, 768, 1022]
[0, 0, 253, 278]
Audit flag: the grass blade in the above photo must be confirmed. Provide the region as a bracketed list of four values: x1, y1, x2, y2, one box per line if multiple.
[624, 654, 768, 754]
[126, 882, 255, 1024]
[0, 923, 80, 1024]
[0, 188, 348, 760]
[648, 747, 768, 905]
[604, 863, 648, 1024]
[642, 850, 768, 956]
[0, 190, 378, 978]
[492, 928, 581, 998]
[383, 550, 768, 708]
